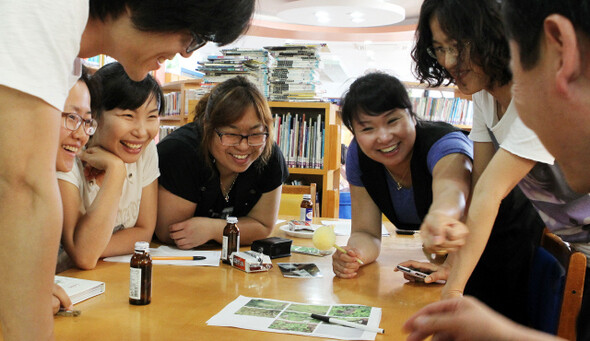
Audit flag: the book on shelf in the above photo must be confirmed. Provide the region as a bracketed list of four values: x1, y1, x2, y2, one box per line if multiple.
[273, 112, 324, 169]
[54, 275, 105, 305]
[411, 96, 473, 126]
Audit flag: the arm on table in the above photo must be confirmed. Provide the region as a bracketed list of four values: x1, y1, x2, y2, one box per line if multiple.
[332, 185, 383, 279]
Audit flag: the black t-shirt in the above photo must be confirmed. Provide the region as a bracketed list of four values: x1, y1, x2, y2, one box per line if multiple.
[157, 122, 289, 219]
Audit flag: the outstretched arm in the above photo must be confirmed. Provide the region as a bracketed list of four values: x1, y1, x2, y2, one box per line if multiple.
[443, 148, 535, 298]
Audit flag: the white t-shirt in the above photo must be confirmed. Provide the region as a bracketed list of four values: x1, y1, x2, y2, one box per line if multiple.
[0, 0, 88, 111]
[469, 90, 554, 164]
[57, 141, 160, 231]
[469, 90, 590, 258]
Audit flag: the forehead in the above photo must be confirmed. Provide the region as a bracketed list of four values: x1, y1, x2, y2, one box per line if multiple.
[429, 16, 453, 44]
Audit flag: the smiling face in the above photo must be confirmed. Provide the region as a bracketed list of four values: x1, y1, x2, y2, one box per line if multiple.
[352, 109, 416, 171]
[209, 105, 267, 177]
[91, 96, 160, 164]
[109, 13, 196, 81]
[57, 80, 92, 172]
[429, 16, 489, 95]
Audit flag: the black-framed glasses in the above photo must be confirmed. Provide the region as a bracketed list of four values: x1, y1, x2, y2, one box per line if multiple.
[215, 129, 268, 146]
[186, 32, 208, 54]
[62, 112, 98, 136]
[427, 41, 470, 61]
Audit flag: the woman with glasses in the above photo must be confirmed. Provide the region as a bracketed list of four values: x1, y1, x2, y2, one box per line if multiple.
[53, 67, 97, 313]
[332, 72, 473, 278]
[408, 0, 590, 325]
[156, 76, 288, 249]
[58, 62, 162, 270]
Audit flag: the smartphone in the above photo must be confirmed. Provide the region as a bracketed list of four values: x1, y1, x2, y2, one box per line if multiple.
[396, 265, 431, 279]
[396, 265, 446, 284]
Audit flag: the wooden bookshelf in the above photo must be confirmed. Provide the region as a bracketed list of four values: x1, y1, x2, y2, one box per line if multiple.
[160, 79, 202, 126]
[269, 101, 341, 218]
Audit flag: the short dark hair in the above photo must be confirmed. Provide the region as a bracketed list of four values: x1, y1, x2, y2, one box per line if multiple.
[503, 0, 590, 70]
[339, 72, 417, 134]
[196, 76, 274, 169]
[412, 0, 511, 88]
[92, 62, 164, 120]
[88, 0, 255, 46]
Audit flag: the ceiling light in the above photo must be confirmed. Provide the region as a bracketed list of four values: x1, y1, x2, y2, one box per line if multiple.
[276, 0, 405, 28]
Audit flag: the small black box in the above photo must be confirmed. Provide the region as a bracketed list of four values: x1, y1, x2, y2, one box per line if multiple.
[251, 237, 292, 259]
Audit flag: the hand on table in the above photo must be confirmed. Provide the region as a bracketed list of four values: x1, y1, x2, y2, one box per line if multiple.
[403, 296, 527, 341]
[169, 217, 212, 249]
[52, 283, 73, 315]
[395, 260, 449, 284]
[420, 213, 468, 254]
[332, 246, 363, 279]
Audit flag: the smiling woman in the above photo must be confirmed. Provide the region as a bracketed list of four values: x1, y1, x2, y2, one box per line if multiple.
[57, 62, 163, 271]
[331, 71, 473, 279]
[155, 76, 288, 250]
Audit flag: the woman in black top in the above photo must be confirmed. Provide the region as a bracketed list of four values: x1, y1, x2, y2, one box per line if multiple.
[156, 76, 288, 249]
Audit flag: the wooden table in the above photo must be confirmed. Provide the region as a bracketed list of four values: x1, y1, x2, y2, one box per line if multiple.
[53, 218, 441, 340]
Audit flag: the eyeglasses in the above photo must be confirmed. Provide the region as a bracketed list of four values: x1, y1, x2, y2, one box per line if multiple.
[186, 32, 208, 54]
[62, 112, 98, 136]
[215, 129, 269, 146]
[427, 42, 470, 61]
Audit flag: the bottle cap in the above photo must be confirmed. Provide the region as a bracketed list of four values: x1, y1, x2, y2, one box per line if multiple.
[226, 216, 238, 224]
[134, 241, 150, 252]
[303, 194, 312, 200]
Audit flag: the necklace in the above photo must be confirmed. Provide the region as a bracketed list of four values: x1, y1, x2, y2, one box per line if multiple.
[386, 167, 409, 191]
[221, 174, 238, 202]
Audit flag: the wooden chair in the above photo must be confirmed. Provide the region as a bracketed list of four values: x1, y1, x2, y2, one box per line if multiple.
[529, 229, 586, 341]
[279, 183, 318, 217]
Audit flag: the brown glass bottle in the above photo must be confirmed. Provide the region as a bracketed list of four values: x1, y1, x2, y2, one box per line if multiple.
[222, 216, 240, 264]
[300, 194, 313, 222]
[129, 241, 152, 305]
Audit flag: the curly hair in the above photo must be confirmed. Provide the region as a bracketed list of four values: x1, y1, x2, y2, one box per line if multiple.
[412, 0, 512, 89]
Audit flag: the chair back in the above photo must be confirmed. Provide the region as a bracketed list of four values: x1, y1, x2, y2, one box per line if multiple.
[528, 230, 586, 341]
[279, 183, 317, 217]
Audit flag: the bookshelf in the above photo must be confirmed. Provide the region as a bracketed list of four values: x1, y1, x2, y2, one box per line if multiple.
[269, 101, 341, 218]
[404, 82, 473, 130]
[160, 79, 202, 127]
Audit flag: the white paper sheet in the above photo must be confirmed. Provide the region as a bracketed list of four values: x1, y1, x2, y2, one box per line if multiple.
[207, 295, 382, 340]
[320, 220, 390, 236]
[103, 246, 220, 266]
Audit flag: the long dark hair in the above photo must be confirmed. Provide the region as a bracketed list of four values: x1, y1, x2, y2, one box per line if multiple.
[412, 0, 511, 89]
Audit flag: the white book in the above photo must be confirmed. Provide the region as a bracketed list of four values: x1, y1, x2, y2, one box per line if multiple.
[54, 275, 105, 305]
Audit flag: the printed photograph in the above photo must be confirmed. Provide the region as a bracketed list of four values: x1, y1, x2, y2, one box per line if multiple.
[328, 305, 372, 318]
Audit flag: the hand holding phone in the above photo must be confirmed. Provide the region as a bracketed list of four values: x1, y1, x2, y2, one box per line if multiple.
[396, 265, 446, 284]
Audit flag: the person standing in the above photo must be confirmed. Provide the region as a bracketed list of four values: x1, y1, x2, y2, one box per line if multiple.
[0, 1, 255, 339]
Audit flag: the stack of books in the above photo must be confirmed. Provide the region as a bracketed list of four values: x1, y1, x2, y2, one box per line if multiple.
[197, 48, 269, 97]
[265, 44, 325, 102]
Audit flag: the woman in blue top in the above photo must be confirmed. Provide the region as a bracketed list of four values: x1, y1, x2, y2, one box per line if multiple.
[332, 72, 473, 276]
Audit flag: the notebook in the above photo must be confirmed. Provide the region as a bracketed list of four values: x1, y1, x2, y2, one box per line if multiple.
[54, 275, 105, 305]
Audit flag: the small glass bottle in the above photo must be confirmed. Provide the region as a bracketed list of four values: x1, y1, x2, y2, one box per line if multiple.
[300, 194, 313, 222]
[129, 241, 152, 305]
[222, 216, 240, 264]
